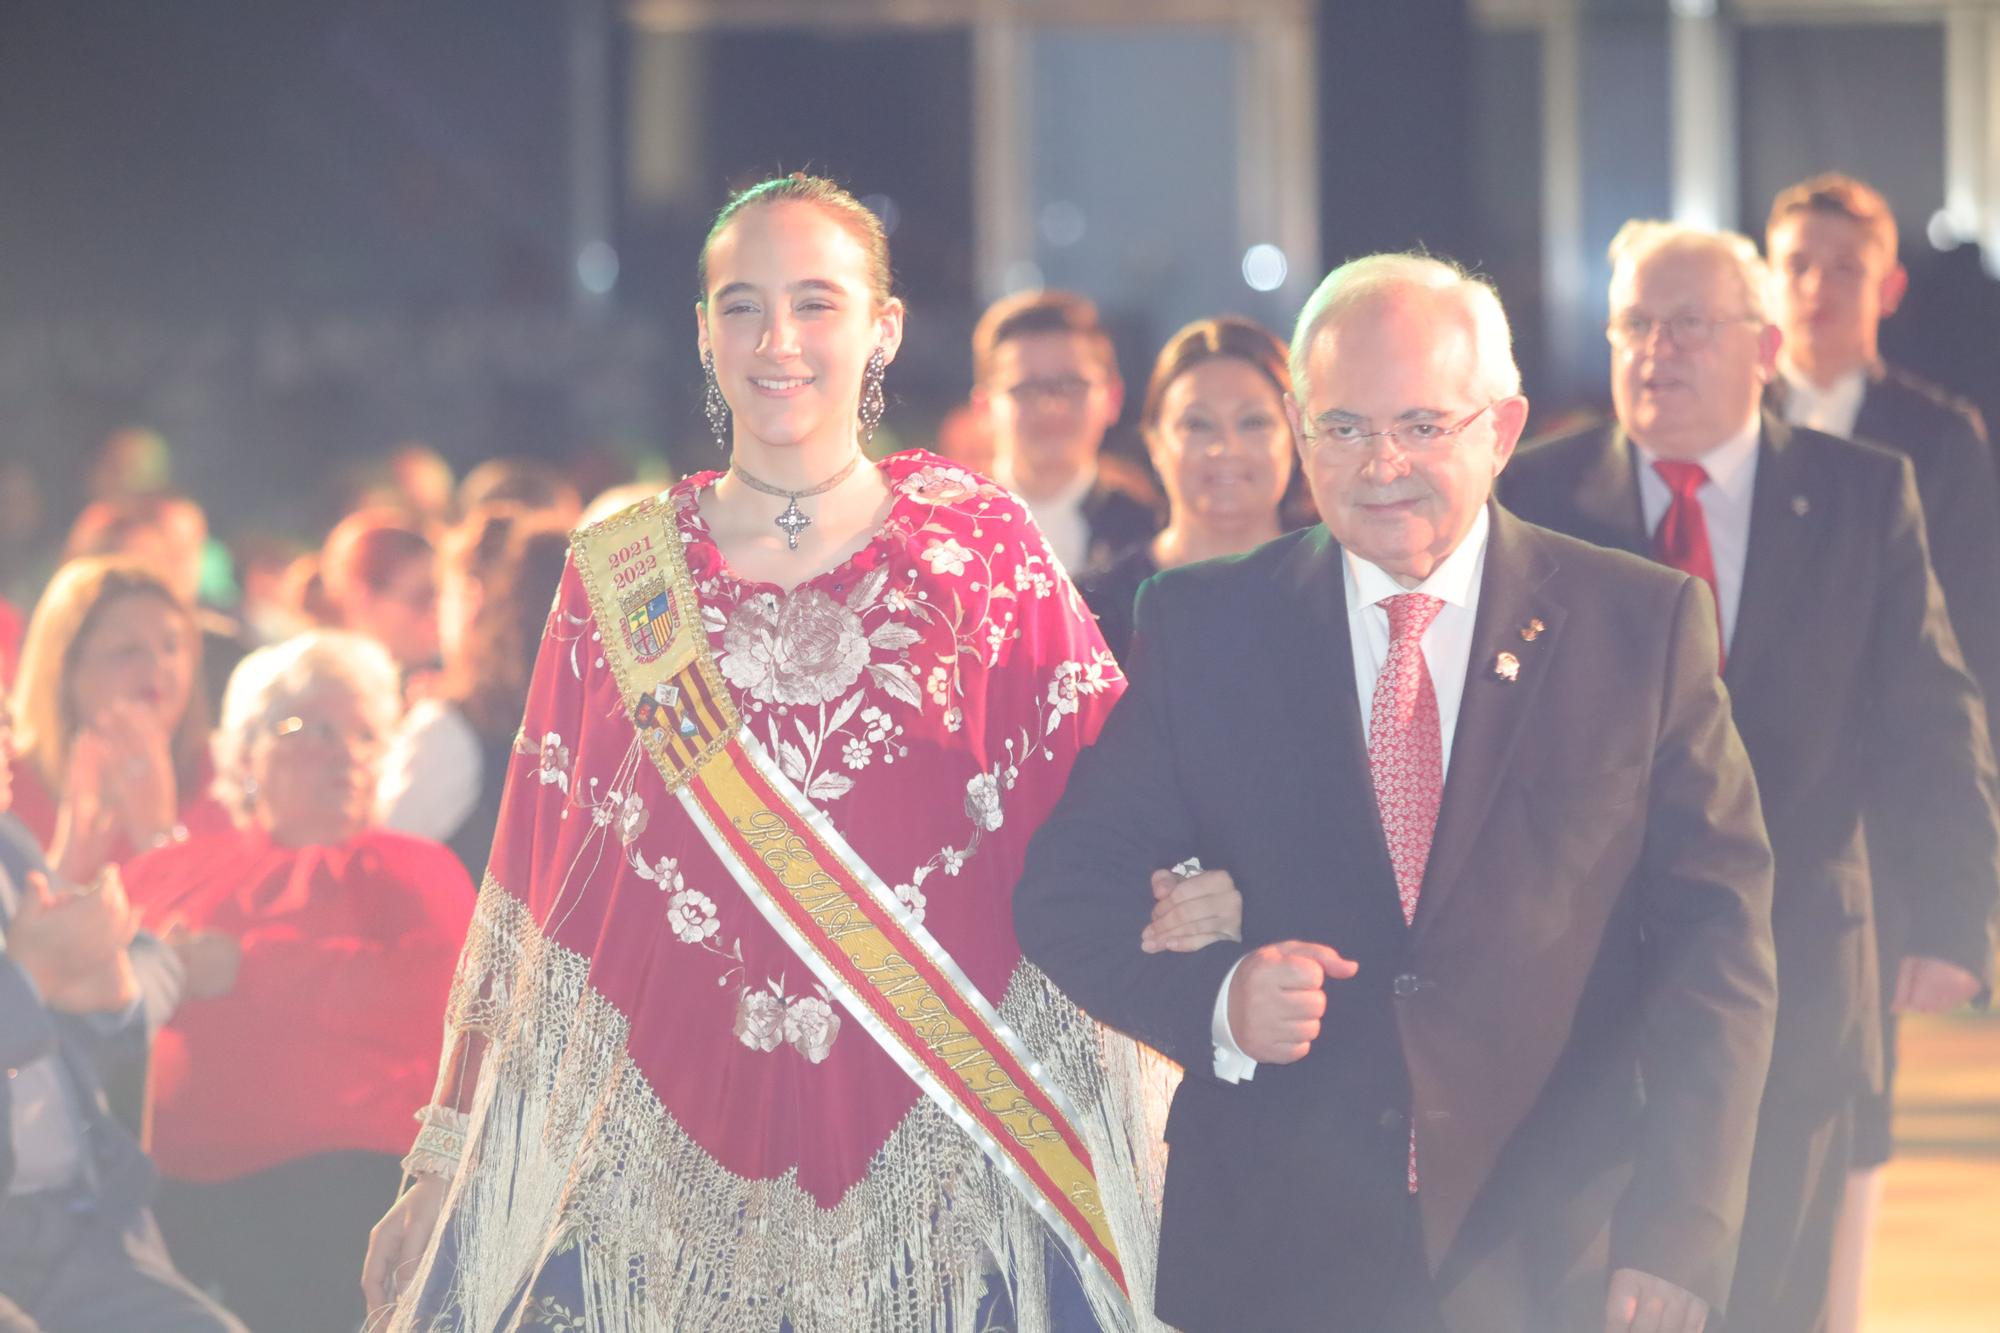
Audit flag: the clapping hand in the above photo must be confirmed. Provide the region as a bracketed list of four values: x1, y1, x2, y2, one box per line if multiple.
[88, 700, 179, 849]
[10, 869, 140, 1015]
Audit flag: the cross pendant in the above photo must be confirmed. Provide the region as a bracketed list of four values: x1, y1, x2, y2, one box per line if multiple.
[773, 497, 812, 549]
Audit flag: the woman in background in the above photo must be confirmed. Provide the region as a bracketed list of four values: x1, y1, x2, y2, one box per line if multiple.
[1081, 317, 1299, 660]
[128, 629, 474, 1333]
[8, 558, 229, 880]
[377, 508, 571, 879]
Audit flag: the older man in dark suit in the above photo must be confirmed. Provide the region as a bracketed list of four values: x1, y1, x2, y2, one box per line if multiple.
[0, 698, 242, 1332]
[1500, 220, 2000, 1333]
[1017, 253, 1780, 1333]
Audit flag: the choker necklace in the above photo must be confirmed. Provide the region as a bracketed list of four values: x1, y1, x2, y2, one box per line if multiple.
[730, 450, 866, 550]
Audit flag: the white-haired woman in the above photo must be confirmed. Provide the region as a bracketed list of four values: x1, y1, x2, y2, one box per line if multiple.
[124, 629, 476, 1333]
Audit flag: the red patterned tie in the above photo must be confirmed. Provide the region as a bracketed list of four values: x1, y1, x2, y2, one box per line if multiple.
[1369, 593, 1445, 927]
[1370, 593, 1444, 1196]
[1650, 460, 1724, 666]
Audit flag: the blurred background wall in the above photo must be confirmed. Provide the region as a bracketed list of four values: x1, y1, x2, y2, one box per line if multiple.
[4, 0, 1997, 568]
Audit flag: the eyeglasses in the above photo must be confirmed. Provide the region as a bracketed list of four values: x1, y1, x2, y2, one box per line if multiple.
[1606, 311, 1763, 352]
[1002, 376, 1100, 408]
[271, 715, 382, 753]
[1303, 401, 1498, 457]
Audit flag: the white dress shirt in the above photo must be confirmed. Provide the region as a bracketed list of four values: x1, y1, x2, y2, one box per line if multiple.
[1777, 361, 1867, 440]
[376, 698, 485, 843]
[1632, 416, 1761, 650]
[1210, 508, 1491, 1081]
[992, 461, 1097, 575]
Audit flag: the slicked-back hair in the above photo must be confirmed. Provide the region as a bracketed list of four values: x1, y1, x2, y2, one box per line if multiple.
[697, 172, 893, 306]
[1289, 253, 1521, 408]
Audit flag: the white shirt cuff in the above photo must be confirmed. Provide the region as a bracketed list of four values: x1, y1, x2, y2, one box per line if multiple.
[1211, 955, 1257, 1083]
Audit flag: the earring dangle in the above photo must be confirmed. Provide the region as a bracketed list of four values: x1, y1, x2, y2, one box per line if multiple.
[859, 346, 887, 443]
[702, 351, 730, 449]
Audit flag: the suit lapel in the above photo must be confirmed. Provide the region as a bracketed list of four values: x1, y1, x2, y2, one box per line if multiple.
[1573, 426, 1650, 557]
[1723, 414, 1810, 692]
[1414, 507, 1564, 935]
[1276, 528, 1399, 899]
[1852, 364, 1893, 444]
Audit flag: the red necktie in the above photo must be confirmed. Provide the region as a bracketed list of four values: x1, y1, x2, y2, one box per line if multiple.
[1369, 592, 1444, 1195]
[1650, 460, 1725, 666]
[1370, 593, 1445, 927]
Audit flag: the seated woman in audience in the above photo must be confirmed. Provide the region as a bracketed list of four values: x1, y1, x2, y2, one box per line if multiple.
[318, 507, 440, 682]
[8, 557, 229, 879]
[125, 629, 475, 1333]
[377, 508, 570, 878]
[1081, 317, 1299, 660]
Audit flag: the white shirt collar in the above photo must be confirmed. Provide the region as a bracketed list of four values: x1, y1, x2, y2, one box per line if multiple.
[1344, 504, 1491, 612]
[1776, 359, 1867, 437]
[992, 457, 1097, 511]
[1631, 414, 1760, 507]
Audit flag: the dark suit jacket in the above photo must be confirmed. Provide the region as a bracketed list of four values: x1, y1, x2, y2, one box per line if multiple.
[1501, 415, 2000, 1112]
[1016, 507, 1779, 1332]
[0, 814, 156, 1216]
[1078, 477, 1160, 578]
[1770, 368, 2000, 974]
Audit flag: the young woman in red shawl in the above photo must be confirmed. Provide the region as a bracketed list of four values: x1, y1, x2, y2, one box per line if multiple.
[361, 175, 1240, 1333]
[126, 629, 476, 1332]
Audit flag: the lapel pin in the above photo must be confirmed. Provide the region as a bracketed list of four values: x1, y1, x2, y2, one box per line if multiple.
[1518, 617, 1545, 642]
[1791, 495, 1810, 517]
[1492, 651, 1521, 683]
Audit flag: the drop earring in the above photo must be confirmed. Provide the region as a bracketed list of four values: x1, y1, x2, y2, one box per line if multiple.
[858, 346, 887, 444]
[702, 350, 730, 450]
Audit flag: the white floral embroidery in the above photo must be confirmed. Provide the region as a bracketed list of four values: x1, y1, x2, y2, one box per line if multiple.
[841, 737, 871, 770]
[733, 978, 842, 1061]
[943, 706, 963, 733]
[535, 733, 573, 793]
[926, 664, 951, 706]
[783, 993, 841, 1063]
[635, 855, 685, 894]
[734, 988, 786, 1053]
[616, 792, 649, 844]
[964, 772, 1004, 833]
[667, 888, 720, 944]
[893, 880, 928, 922]
[921, 538, 972, 577]
[1047, 661, 1083, 717]
[717, 589, 873, 707]
[898, 464, 986, 506]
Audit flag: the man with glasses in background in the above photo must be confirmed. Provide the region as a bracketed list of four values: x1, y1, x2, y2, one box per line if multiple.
[1019, 252, 1780, 1333]
[971, 289, 1160, 577]
[1501, 220, 2000, 1333]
